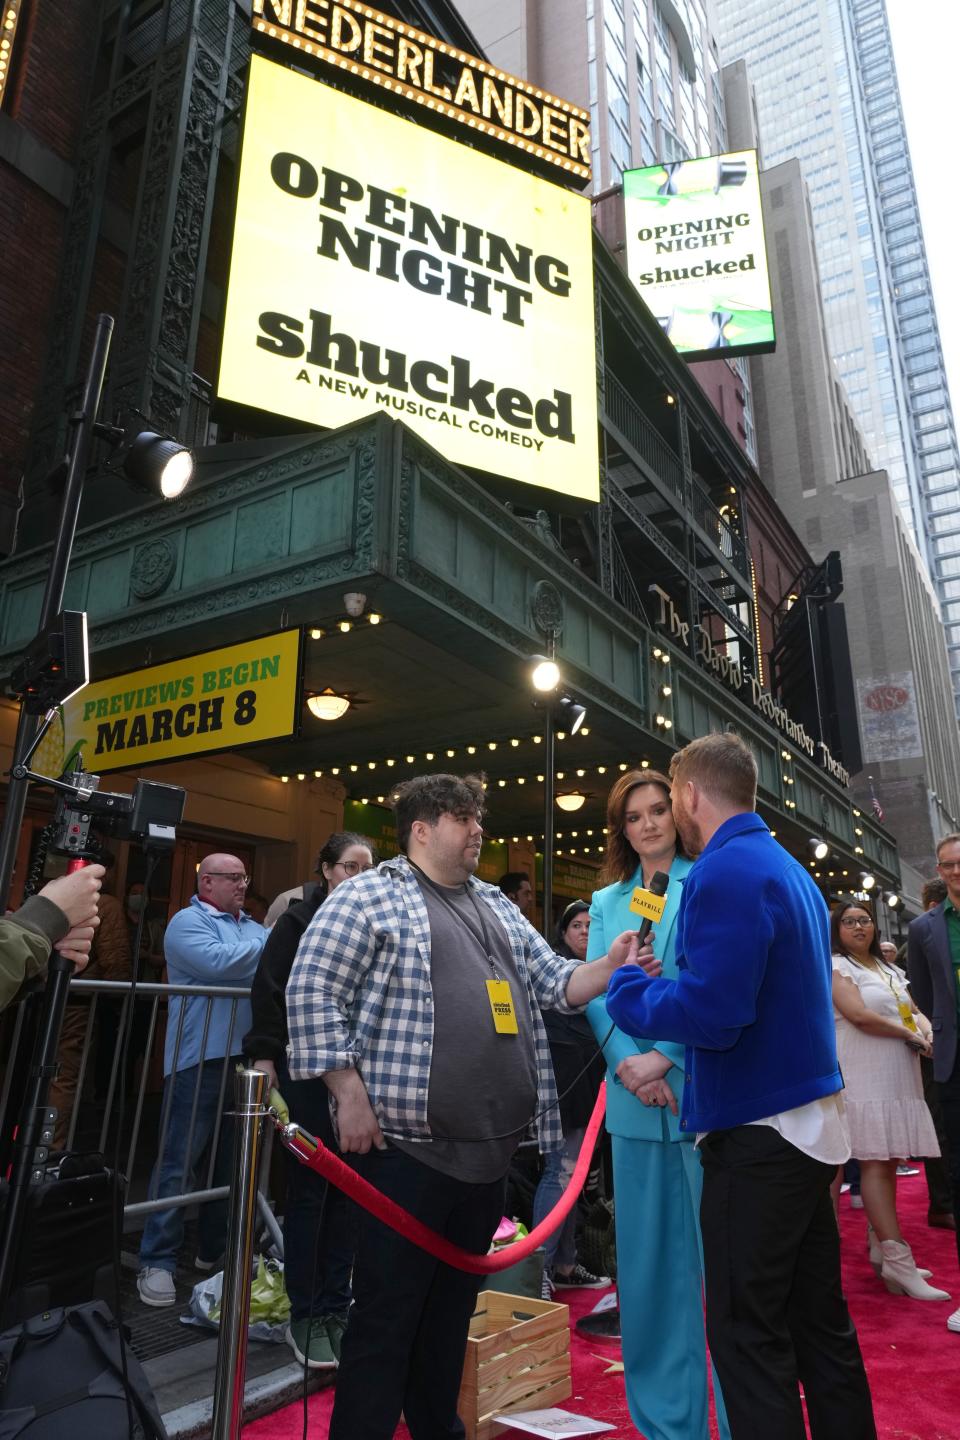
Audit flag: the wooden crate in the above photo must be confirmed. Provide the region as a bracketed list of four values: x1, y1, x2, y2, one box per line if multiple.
[457, 1290, 571, 1440]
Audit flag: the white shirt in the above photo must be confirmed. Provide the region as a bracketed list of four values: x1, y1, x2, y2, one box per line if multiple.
[698, 1092, 851, 1165]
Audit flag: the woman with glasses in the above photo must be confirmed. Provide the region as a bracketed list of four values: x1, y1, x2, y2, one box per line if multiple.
[532, 899, 610, 1299]
[245, 832, 376, 1369]
[831, 898, 948, 1301]
[585, 770, 729, 1440]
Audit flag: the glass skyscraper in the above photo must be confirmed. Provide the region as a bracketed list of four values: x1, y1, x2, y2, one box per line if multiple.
[715, 0, 960, 712]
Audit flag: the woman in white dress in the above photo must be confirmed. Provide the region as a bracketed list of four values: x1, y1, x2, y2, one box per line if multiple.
[831, 899, 949, 1302]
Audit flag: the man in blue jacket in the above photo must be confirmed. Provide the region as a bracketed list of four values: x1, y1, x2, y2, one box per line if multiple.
[606, 732, 875, 1440]
[137, 853, 266, 1307]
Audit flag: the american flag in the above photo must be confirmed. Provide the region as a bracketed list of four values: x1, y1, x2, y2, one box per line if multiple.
[868, 776, 885, 823]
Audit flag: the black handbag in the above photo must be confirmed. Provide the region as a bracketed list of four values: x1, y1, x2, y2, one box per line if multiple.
[0, 1153, 122, 1328]
[0, 1300, 168, 1438]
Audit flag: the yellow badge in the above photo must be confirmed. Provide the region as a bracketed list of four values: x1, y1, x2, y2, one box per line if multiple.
[629, 887, 668, 922]
[486, 979, 519, 1034]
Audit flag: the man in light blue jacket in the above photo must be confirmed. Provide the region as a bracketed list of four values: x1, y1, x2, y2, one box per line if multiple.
[138, 854, 266, 1307]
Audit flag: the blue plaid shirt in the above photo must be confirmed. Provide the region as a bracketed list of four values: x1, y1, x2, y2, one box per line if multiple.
[286, 854, 581, 1152]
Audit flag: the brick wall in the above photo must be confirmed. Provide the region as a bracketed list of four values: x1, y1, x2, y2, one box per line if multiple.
[0, 0, 101, 499]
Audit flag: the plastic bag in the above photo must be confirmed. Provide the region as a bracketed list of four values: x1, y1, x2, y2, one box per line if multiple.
[181, 1256, 290, 1343]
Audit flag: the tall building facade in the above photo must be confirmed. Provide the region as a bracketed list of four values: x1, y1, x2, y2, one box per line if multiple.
[723, 68, 960, 894]
[714, 0, 960, 714]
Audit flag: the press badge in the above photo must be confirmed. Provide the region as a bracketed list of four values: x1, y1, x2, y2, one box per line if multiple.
[629, 887, 668, 923]
[486, 978, 519, 1034]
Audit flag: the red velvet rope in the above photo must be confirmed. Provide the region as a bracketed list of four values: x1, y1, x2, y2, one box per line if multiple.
[277, 1080, 607, 1274]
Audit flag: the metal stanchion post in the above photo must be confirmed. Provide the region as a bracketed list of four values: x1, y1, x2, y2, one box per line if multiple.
[211, 1067, 267, 1440]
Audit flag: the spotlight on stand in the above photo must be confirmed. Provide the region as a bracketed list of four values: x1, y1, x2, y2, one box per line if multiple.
[860, 872, 876, 891]
[808, 837, 829, 861]
[558, 696, 587, 735]
[530, 655, 561, 693]
[94, 420, 193, 498]
[886, 892, 903, 911]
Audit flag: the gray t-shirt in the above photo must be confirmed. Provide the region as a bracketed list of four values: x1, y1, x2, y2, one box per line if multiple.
[389, 873, 538, 1183]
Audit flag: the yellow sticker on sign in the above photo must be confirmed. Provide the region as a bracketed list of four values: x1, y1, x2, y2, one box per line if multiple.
[486, 979, 519, 1034]
[629, 887, 668, 923]
[49, 629, 302, 775]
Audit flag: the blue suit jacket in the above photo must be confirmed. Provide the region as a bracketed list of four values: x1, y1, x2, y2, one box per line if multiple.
[586, 855, 694, 1142]
[606, 814, 842, 1134]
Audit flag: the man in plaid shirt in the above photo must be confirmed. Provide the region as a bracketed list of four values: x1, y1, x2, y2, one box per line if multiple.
[286, 773, 637, 1440]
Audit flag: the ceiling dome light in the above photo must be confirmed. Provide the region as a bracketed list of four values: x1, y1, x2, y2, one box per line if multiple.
[556, 791, 586, 812]
[307, 688, 351, 721]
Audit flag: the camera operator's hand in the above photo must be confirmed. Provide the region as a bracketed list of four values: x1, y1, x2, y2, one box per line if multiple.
[39, 865, 105, 931]
[55, 923, 96, 971]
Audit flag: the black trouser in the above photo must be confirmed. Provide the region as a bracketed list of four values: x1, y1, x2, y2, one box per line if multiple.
[329, 1144, 506, 1440]
[936, 1056, 960, 1267]
[699, 1126, 876, 1440]
[921, 1056, 953, 1216]
[280, 1066, 356, 1322]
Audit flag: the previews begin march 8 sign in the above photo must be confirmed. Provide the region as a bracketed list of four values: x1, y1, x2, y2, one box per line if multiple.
[623, 150, 775, 361]
[218, 54, 599, 501]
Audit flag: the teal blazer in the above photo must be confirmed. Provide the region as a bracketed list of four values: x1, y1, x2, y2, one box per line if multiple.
[586, 854, 693, 1142]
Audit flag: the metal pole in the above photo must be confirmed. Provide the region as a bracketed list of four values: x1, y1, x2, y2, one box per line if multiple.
[0, 313, 114, 913]
[543, 703, 555, 941]
[211, 1067, 267, 1440]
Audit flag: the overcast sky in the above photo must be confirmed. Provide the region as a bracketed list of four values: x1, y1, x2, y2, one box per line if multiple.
[886, 0, 960, 427]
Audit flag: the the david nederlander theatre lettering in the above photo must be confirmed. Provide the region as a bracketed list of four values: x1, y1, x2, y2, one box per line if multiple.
[255, 155, 577, 447]
[251, 0, 591, 181]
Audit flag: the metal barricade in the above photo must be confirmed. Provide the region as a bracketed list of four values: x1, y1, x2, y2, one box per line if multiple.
[0, 977, 253, 1225]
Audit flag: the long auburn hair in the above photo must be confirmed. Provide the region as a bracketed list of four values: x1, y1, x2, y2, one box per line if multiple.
[830, 898, 883, 964]
[600, 769, 680, 886]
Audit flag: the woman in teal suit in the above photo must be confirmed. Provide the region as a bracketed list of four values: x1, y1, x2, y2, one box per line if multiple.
[586, 768, 728, 1440]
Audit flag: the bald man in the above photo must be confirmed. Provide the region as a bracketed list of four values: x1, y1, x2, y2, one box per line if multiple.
[138, 854, 267, 1307]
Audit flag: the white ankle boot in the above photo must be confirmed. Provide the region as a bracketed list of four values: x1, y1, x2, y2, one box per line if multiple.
[867, 1225, 931, 1279]
[880, 1239, 951, 1300]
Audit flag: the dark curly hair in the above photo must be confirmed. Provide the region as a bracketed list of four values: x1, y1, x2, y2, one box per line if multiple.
[314, 831, 377, 900]
[391, 773, 486, 850]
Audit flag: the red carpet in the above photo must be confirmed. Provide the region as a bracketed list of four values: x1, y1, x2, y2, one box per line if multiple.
[246, 1173, 959, 1438]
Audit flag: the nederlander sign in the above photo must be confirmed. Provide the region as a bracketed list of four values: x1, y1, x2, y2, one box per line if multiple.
[650, 585, 850, 787]
[251, 0, 592, 184]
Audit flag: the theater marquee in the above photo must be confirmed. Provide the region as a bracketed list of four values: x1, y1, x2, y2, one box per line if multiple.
[250, 0, 591, 184]
[217, 54, 599, 502]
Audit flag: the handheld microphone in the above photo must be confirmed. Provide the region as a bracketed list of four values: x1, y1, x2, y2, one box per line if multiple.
[635, 869, 671, 948]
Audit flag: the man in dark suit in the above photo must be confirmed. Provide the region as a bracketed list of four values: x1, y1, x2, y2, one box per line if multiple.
[907, 833, 960, 1335]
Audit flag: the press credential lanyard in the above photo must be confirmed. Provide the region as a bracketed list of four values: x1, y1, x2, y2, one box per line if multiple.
[413, 868, 519, 1034]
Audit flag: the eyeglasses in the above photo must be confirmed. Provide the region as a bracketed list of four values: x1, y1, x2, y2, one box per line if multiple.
[204, 872, 250, 885]
[335, 860, 374, 877]
[938, 860, 960, 871]
[840, 915, 873, 929]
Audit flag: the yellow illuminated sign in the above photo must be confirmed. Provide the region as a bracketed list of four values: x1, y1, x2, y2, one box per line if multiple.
[217, 55, 599, 503]
[251, 0, 591, 184]
[32, 630, 303, 776]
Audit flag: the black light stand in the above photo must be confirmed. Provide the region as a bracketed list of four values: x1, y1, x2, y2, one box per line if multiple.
[0, 312, 114, 914]
[0, 313, 114, 1316]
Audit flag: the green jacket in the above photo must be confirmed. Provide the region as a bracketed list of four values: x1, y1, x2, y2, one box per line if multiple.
[0, 895, 70, 1013]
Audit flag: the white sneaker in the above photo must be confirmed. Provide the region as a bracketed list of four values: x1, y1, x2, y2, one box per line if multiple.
[138, 1267, 177, 1307]
[948, 1307, 960, 1333]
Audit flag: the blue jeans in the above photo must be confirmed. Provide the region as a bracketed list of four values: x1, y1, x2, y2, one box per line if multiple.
[139, 1060, 235, 1273]
[280, 1066, 356, 1320]
[531, 1127, 585, 1271]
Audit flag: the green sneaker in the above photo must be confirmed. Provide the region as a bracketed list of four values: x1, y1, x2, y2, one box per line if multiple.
[286, 1317, 337, 1370]
[325, 1312, 348, 1363]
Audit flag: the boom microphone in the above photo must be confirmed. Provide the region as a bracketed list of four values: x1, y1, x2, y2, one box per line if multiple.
[635, 869, 671, 948]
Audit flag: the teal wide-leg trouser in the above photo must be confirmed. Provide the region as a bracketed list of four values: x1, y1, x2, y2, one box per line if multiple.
[612, 1133, 730, 1440]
